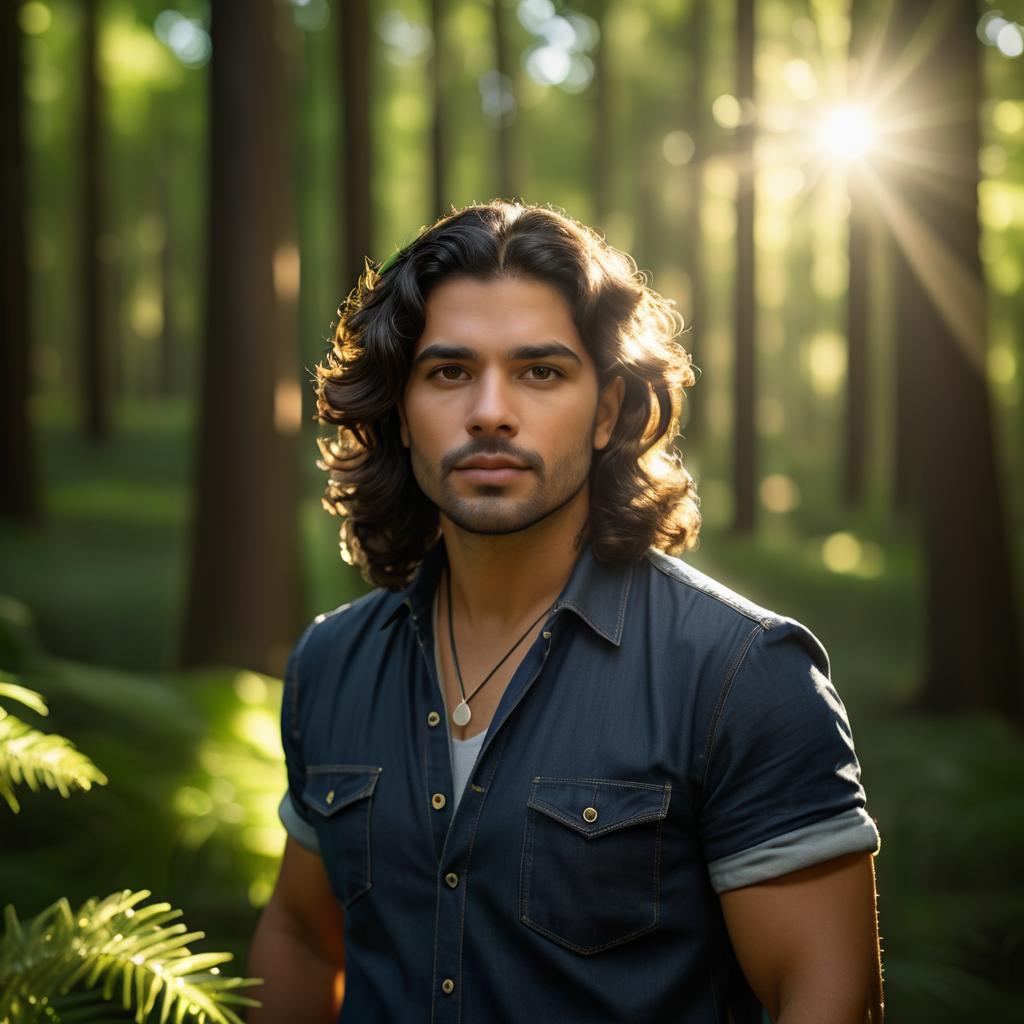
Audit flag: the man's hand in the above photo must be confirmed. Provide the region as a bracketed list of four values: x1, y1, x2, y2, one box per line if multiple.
[719, 850, 883, 1023]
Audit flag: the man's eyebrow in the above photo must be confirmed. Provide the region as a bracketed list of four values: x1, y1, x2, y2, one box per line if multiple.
[411, 341, 583, 368]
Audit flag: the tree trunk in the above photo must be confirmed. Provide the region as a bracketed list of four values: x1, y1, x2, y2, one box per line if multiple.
[82, 0, 109, 440]
[181, 0, 302, 677]
[882, 0, 1021, 719]
[0, 0, 40, 522]
[587, 0, 611, 228]
[732, 0, 756, 533]
[842, 0, 871, 507]
[682, 0, 707, 443]
[338, 0, 373, 292]
[429, 0, 447, 219]
[491, 0, 515, 201]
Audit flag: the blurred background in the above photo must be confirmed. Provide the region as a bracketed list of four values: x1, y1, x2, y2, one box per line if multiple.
[1, 0, 1022, 1020]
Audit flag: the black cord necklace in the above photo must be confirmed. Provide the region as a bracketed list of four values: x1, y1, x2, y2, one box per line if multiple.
[444, 566, 554, 728]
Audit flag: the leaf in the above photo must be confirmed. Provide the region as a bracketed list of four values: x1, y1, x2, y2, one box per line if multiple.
[0, 713, 107, 812]
[0, 680, 49, 717]
[1, 889, 258, 1024]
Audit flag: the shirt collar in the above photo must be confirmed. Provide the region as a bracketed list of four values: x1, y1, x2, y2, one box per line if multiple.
[379, 537, 635, 647]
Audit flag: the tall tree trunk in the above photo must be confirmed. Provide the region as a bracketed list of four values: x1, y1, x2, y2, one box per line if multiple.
[339, 0, 373, 292]
[156, 101, 178, 398]
[682, 0, 708, 443]
[491, 0, 515, 201]
[429, 0, 447, 219]
[587, 0, 611, 228]
[882, 0, 1021, 719]
[181, 0, 302, 677]
[0, 0, 40, 522]
[842, 0, 871, 507]
[732, 0, 756, 533]
[82, 0, 109, 439]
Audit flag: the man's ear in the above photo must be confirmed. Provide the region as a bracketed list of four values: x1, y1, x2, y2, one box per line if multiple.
[397, 401, 410, 448]
[594, 375, 625, 451]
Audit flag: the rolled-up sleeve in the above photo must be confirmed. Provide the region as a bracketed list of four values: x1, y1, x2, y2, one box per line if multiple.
[278, 621, 322, 854]
[699, 619, 880, 893]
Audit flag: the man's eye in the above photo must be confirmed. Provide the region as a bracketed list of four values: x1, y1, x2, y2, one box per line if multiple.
[432, 365, 467, 381]
[525, 366, 562, 381]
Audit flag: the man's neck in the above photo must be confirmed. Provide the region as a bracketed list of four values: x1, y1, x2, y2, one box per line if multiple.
[439, 489, 588, 634]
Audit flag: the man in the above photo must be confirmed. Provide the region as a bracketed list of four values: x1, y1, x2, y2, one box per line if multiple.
[247, 200, 883, 1023]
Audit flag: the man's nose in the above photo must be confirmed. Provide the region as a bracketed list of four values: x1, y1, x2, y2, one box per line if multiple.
[465, 369, 518, 436]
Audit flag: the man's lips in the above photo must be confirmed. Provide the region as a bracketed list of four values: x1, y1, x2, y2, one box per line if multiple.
[453, 456, 532, 485]
[455, 455, 530, 470]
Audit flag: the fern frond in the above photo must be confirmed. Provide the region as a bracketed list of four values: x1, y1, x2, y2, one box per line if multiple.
[0, 889, 262, 1024]
[0, 714, 108, 813]
[0, 680, 49, 718]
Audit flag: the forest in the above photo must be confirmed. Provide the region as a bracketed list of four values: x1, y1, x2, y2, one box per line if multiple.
[1, 0, 1023, 1021]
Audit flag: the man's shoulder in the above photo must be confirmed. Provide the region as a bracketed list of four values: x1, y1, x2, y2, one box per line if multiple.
[642, 547, 783, 628]
[293, 585, 405, 667]
[642, 547, 829, 671]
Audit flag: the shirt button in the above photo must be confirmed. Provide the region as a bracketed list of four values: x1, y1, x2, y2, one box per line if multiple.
[431, 792, 446, 810]
[325, 790, 335, 805]
[542, 631, 551, 639]
[444, 871, 459, 888]
[582, 806, 598, 823]
[441, 978, 455, 995]
[427, 710, 440, 727]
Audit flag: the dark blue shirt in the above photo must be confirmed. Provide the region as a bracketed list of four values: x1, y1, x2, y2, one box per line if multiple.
[278, 539, 880, 1023]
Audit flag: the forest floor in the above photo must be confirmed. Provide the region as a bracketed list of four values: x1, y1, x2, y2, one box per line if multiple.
[2, 399, 1023, 1022]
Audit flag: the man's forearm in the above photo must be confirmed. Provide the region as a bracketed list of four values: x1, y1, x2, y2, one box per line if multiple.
[246, 903, 345, 1023]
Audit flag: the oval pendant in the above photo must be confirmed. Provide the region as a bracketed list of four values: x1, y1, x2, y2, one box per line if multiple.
[452, 700, 472, 727]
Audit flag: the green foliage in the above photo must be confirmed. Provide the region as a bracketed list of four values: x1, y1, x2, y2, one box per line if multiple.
[0, 889, 260, 1024]
[0, 681, 108, 813]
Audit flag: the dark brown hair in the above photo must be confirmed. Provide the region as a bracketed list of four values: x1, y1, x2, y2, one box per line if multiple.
[315, 200, 701, 588]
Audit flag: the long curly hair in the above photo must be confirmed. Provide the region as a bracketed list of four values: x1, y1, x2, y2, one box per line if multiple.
[315, 200, 701, 589]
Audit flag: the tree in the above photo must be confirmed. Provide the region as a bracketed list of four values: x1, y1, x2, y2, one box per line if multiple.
[338, 0, 373, 293]
[0, 1, 40, 522]
[842, 0, 873, 507]
[491, 0, 516, 201]
[429, 0, 447, 219]
[81, 0, 109, 440]
[181, 0, 303, 676]
[732, 0, 757, 533]
[880, 0, 1021, 719]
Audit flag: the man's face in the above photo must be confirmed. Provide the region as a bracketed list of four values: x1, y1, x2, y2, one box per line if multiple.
[398, 275, 623, 536]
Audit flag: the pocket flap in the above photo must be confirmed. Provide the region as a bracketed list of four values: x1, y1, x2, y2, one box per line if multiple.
[527, 777, 671, 838]
[302, 765, 382, 818]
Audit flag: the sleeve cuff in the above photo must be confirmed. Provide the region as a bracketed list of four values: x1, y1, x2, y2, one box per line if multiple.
[278, 791, 321, 854]
[708, 807, 880, 893]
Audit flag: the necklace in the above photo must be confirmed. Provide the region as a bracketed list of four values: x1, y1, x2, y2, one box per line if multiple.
[444, 566, 554, 728]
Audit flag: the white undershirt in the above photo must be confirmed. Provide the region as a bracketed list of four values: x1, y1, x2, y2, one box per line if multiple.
[433, 588, 487, 813]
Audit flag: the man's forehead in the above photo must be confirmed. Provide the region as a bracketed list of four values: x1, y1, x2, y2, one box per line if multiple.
[415, 275, 583, 355]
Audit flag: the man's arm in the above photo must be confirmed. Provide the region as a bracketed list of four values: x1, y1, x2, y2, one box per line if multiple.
[246, 837, 346, 1023]
[719, 850, 883, 1024]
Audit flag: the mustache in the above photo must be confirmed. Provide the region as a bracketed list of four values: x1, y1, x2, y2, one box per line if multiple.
[441, 440, 545, 476]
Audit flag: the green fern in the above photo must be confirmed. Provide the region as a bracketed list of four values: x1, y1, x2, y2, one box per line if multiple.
[0, 889, 262, 1024]
[0, 685, 108, 812]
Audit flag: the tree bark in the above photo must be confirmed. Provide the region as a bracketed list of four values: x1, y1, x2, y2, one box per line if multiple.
[842, 0, 871, 507]
[732, 0, 757, 533]
[0, 0, 40, 522]
[682, 0, 708, 444]
[338, 0, 373, 292]
[181, 0, 302, 677]
[882, 0, 1021, 719]
[429, 0, 447, 219]
[491, 0, 515, 201]
[82, 0, 109, 439]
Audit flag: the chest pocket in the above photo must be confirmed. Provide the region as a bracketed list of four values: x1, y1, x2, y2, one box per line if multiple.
[302, 765, 382, 907]
[519, 776, 671, 955]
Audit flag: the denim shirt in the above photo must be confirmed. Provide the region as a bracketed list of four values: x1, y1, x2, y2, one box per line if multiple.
[277, 539, 880, 1023]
